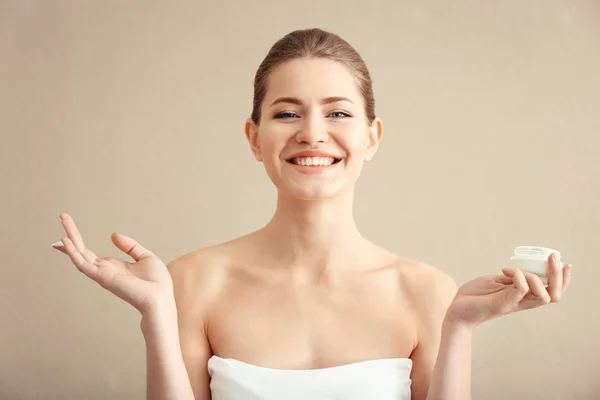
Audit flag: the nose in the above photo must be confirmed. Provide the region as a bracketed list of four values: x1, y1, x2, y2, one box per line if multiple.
[295, 112, 329, 145]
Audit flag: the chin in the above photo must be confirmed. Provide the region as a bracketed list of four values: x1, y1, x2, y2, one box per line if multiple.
[273, 176, 357, 201]
[285, 186, 346, 200]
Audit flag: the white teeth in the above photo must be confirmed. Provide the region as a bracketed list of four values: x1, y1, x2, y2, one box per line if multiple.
[293, 157, 335, 166]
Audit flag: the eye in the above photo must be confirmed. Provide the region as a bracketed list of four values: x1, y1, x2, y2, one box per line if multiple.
[328, 111, 352, 119]
[274, 111, 300, 119]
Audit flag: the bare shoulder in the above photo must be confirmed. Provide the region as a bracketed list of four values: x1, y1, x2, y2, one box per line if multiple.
[393, 257, 458, 316]
[168, 244, 234, 281]
[165, 240, 248, 400]
[166, 241, 240, 315]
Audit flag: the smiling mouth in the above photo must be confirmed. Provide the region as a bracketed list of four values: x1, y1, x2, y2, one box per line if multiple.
[286, 156, 343, 166]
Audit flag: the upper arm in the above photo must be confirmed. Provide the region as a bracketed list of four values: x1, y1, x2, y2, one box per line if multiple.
[169, 254, 224, 400]
[406, 266, 459, 400]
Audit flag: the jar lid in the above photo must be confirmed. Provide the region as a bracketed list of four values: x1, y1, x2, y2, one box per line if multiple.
[511, 246, 560, 260]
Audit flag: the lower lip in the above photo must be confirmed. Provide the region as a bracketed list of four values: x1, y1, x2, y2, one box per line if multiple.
[287, 161, 342, 175]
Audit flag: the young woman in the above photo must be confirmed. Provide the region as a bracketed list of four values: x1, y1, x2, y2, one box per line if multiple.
[52, 28, 572, 400]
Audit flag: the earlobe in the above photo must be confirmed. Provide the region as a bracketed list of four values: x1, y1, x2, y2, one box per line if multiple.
[365, 117, 383, 162]
[245, 119, 263, 162]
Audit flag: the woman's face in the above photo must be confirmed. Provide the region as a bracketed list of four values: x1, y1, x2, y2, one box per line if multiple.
[245, 58, 382, 200]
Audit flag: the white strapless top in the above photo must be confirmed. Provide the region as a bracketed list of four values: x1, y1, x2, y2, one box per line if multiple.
[207, 355, 413, 400]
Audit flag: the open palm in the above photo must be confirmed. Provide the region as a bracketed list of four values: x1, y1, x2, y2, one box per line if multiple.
[52, 213, 173, 313]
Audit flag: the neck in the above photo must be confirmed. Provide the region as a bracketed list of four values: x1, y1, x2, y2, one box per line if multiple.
[260, 189, 370, 275]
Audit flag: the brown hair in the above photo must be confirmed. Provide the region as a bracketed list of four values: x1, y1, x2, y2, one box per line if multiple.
[251, 28, 376, 124]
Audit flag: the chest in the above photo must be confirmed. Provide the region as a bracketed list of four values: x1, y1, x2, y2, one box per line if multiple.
[207, 269, 417, 369]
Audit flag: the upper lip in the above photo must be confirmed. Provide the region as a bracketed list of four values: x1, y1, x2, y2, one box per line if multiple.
[285, 150, 343, 161]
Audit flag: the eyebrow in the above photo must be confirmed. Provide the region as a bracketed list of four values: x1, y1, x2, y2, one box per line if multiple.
[269, 96, 354, 107]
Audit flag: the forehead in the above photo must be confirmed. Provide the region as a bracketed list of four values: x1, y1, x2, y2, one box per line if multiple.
[263, 58, 364, 106]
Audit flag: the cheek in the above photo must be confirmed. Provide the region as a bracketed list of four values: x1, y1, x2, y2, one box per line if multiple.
[257, 128, 288, 160]
[339, 129, 370, 156]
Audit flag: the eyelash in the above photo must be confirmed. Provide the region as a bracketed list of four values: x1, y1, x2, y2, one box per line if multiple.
[274, 111, 352, 119]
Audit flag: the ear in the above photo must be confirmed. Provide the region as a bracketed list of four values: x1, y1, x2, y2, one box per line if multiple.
[364, 117, 383, 162]
[245, 118, 263, 162]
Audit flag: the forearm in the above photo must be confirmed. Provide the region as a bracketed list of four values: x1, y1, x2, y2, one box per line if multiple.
[426, 318, 473, 400]
[141, 301, 195, 400]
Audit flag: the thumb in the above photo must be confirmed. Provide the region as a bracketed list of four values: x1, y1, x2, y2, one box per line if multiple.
[110, 232, 155, 262]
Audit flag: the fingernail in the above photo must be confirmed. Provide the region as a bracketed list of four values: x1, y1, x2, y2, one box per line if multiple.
[51, 240, 64, 248]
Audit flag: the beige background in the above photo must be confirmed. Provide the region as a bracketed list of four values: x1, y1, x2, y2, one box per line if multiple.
[1, 1, 599, 399]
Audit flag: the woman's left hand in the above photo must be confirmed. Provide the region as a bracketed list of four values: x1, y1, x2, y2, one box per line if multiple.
[445, 253, 572, 330]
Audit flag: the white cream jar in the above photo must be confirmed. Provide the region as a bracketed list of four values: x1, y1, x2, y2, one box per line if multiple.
[509, 246, 562, 278]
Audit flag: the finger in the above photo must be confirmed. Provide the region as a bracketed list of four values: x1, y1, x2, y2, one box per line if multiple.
[51, 240, 95, 260]
[61, 236, 99, 280]
[507, 269, 530, 303]
[562, 264, 573, 292]
[59, 213, 96, 264]
[496, 270, 514, 285]
[59, 213, 85, 250]
[57, 239, 98, 266]
[547, 253, 564, 302]
[502, 268, 515, 277]
[110, 232, 155, 262]
[523, 272, 551, 305]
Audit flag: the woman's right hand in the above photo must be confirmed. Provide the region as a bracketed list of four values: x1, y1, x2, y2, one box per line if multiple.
[52, 213, 174, 315]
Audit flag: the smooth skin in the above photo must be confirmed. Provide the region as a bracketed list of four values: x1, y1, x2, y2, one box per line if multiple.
[53, 58, 572, 400]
